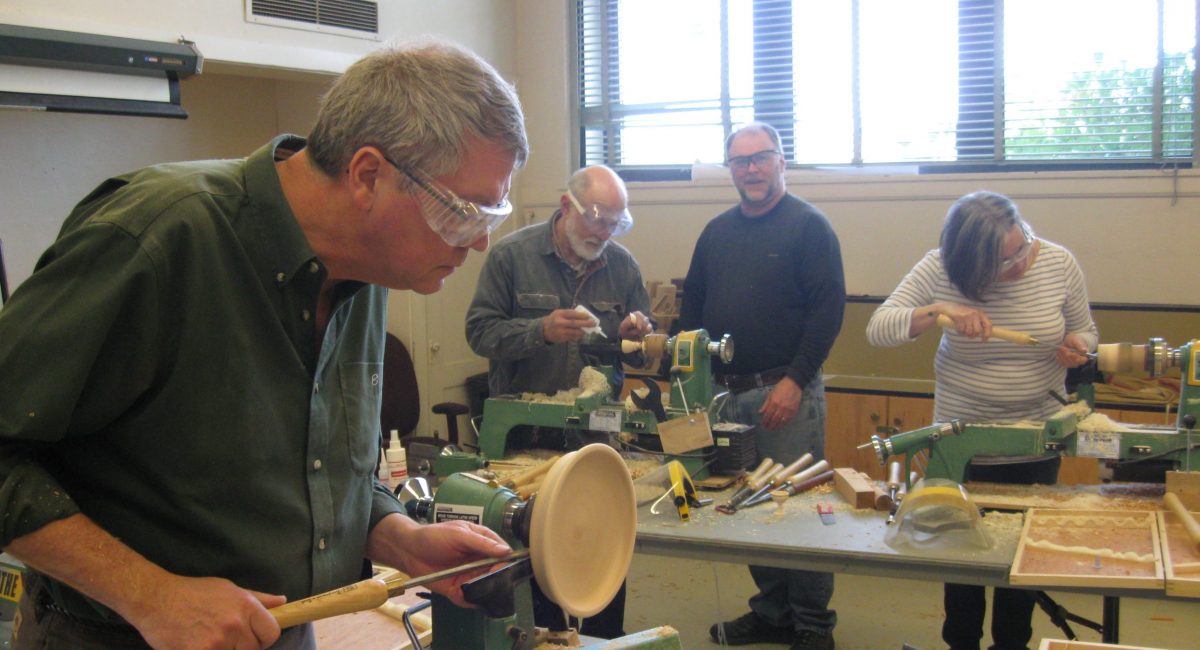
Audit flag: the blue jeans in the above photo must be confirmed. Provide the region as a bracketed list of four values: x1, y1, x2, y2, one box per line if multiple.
[716, 376, 837, 634]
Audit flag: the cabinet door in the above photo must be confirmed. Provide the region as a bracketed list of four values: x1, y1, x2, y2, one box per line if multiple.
[1120, 408, 1175, 426]
[825, 392, 888, 477]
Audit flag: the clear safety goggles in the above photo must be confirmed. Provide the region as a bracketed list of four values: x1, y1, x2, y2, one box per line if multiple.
[1000, 225, 1035, 271]
[566, 188, 633, 237]
[384, 155, 513, 247]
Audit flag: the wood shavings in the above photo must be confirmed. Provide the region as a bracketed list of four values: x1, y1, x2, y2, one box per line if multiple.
[1076, 411, 1142, 433]
[1024, 538, 1155, 563]
[1036, 514, 1151, 529]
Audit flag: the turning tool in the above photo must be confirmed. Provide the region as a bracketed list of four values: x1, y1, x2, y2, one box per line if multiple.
[716, 458, 777, 514]
[936, 314, 1096, 360]
[269, 551, 531, 629]
[741, 454, 813, 508]
[742, 464, 834, 508]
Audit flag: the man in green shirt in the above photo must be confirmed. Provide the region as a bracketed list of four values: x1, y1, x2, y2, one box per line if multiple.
[0, 42, 527, 650]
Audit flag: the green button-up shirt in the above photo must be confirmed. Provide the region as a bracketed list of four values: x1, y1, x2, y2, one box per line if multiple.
[0, 136, 403, 623]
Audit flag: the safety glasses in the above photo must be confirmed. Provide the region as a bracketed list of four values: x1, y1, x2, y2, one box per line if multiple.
[1000, 225, 1035, 271]
[382, 154, 513, 247]
[565, 188, 633, 237]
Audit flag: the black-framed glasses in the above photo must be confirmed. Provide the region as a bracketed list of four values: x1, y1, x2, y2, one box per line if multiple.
[566, 188, 633, 237]
[725, 149, 782, 171]
[381, 154, 513, 247]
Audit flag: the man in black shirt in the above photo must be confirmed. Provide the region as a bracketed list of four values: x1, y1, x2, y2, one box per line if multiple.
[680, 122, 845, 650]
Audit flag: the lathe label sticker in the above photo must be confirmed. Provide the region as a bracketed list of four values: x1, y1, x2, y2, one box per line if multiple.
[589, 408, 623, 433]
[433, 504, 485, 525]
[1076, 431, 1121, 459]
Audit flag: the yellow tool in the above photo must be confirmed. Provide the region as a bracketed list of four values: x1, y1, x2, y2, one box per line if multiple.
[667, 460, 706, 521]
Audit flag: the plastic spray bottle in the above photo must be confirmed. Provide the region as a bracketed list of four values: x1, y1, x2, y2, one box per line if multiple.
[385, 429, 408, 490]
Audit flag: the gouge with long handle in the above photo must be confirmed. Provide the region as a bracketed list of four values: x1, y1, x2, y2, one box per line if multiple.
[717, 459, 779, 514]
[935, 314, 1096, 359]
[740, 454, 814, 509]
[742, 460, 833, 507]
[269, 549, 531, 628]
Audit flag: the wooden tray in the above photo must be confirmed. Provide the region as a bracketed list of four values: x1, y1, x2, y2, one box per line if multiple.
[1039, 639, 1165, 650]
[1010, 508, 1163, 589]
[1155, 510, 1200, 597]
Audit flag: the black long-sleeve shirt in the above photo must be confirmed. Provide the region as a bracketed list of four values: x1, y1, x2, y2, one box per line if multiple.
[679, 193, 845, 387]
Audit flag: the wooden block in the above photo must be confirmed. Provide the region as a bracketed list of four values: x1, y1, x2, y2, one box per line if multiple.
[1166, 471, 1200, 510]
[832, 467, 876, 509]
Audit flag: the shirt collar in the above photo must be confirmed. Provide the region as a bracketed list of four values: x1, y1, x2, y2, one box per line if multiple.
[243, 134, 324, 289]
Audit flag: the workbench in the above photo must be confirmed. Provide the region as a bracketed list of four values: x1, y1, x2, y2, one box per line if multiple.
[634, 483, 1175, 643]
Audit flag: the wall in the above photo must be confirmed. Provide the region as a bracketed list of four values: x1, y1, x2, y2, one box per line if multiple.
[0, 0, 519, 438]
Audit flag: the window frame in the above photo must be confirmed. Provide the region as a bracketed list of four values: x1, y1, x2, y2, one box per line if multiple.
[573, 0, 1199, 179]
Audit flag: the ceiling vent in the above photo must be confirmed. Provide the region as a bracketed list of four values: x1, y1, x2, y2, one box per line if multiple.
[246, 0, 379, 40]
[0, 24, 202, 119]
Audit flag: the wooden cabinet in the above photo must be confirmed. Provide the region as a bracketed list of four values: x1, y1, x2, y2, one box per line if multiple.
[825, 391, 932, 480]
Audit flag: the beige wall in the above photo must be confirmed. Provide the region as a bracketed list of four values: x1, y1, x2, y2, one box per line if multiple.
[2, 2, 1197, 434]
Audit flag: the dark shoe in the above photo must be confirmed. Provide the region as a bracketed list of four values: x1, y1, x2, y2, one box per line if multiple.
[709, 611, 794, 645]
[789, 629, 835, 650]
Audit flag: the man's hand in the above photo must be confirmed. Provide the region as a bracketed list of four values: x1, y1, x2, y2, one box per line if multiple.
[131, 576, 284, 650]
[618, 311, 653, 341]
[542, 309, 598, 344]
[758, 375, 802, 432]
[367, 515, 512, 608]
[1056, 333, 1091, 368]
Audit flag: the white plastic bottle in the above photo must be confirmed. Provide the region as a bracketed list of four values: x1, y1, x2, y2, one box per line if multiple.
[385, 429, 408, 490]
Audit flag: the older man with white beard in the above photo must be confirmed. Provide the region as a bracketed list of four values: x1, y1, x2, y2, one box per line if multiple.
[465, 164, 651, 639]
[467, 164, 652, 398]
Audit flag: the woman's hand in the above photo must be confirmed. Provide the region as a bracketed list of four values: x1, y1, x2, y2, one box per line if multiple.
[1056, 333, 1092, 368]
[928, 303, 993, 340]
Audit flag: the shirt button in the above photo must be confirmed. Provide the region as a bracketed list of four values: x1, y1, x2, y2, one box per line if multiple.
[309, 261, 320, 273]
[276, 272, 286, 283]
[318, 537, 327, 550]
[314, 382, 320, 394]
[302, 309, 312, 321]
[313, 459, 322, 470]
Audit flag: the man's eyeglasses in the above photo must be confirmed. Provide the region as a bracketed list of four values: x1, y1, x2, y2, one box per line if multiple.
[725, 149, 782, 172]
[382, 154, 513, 247]
[1000, 226, 1035, 271]
[566, 188, 633, 237]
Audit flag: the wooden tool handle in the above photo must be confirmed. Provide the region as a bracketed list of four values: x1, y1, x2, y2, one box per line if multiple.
[517, 477, 544, 499]
[1165, 492, 1200, 548]
[748, 457, 774, 483]
[790, 469, 834, 494]
[269, 578, 390, 629]
[787, 460, 831, 485]
[771, 454, 814, 487]
[750, 462, 783, 490]
[936, 314, 1036, 346]
[503, 455, 561, 489]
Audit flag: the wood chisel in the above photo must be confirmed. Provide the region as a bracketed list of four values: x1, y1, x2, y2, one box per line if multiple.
[936, 314, 1096, 359]
[716, 457, 776, 514]
[269, 549, 531, 628]
[740, 453, 814, 509]
[742, 460, 831, 508]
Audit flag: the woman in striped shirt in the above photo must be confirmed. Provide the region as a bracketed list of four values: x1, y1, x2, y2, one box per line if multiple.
[867, 191, 1098, 650]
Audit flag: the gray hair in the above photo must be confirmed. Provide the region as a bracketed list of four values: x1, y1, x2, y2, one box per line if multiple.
[725, 122, 782, 157]
[307, 41, 528, 177]
[940, 191, 1028, 301]
[566, 164, 626, 203]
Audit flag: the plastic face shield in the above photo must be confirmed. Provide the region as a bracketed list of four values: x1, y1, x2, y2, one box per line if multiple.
[884, 478, 994, 553]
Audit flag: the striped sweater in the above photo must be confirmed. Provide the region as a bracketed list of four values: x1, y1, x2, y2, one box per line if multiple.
[866, 240, 1098, 423]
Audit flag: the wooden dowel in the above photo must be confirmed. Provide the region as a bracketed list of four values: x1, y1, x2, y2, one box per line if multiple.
[936, 314, 1037, 346]
[502, 455, 561, 489]
[1164, 492, 1200, 548]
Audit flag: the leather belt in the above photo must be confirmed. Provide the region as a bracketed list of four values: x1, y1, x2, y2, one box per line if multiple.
[715, 367, 789, 394]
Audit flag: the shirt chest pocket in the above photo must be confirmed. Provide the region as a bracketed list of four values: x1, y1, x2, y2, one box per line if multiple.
[516, 292, 561, 316]
[588, 301, 624, 333]
[339, 361, 384, 475]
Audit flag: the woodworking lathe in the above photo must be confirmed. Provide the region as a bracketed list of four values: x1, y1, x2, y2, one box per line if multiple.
[863, 337, 1200, 484]
[476, 329, 733, 479]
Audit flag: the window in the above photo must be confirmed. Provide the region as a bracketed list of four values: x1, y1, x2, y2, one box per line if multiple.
[576, 0, 1197, 171]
